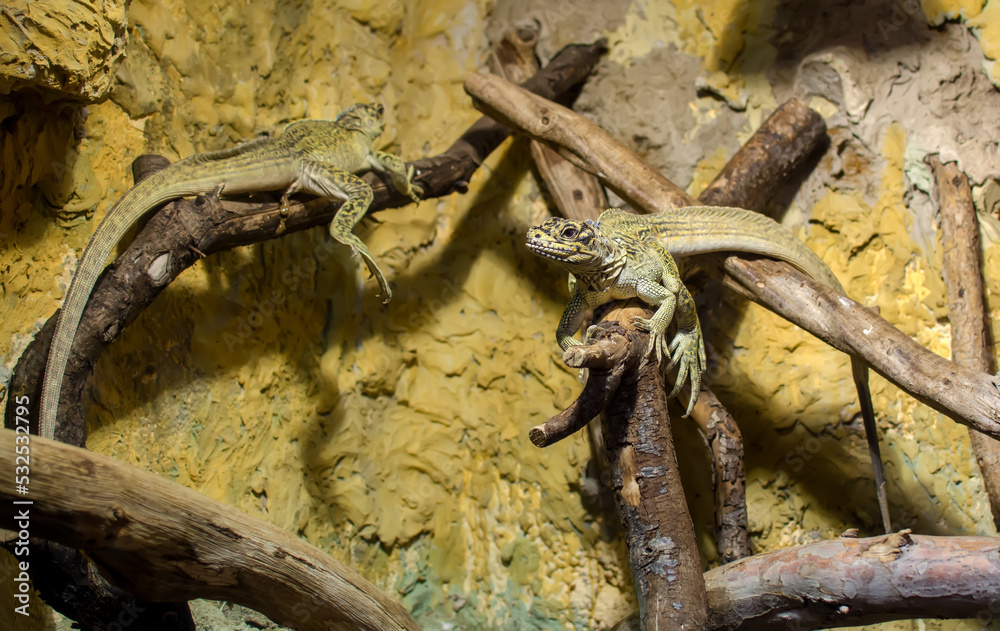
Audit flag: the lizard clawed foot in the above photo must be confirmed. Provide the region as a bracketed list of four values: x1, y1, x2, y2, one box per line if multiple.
[633, 316, 706, 417]
[404, 165, 423, 202]
[666, 328, 705, 416]
[329, 225, 392, 302]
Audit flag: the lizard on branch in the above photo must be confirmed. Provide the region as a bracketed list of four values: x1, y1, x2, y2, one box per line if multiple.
[38, 103, 421, 442]
[527, 206, 893, 533]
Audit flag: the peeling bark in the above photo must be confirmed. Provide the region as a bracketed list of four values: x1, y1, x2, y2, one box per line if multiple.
[599, 305, 710, 630]
[704, 531, 1000, 630]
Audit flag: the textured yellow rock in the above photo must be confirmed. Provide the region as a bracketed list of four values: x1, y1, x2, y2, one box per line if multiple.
[0, 0, 128, 101]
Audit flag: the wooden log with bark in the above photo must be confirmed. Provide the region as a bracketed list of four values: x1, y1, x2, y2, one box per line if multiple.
[0, 428, 420, 631]
[571, 310, 710, 629]
[6, 427, 1000, 631]
[704, 530, 1000, 630]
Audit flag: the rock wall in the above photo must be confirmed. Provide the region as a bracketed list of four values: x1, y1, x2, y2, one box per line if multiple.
[2, 0, 1000, 629]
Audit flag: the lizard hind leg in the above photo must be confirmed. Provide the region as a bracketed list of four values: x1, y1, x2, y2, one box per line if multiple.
[297, 162, 392, 301]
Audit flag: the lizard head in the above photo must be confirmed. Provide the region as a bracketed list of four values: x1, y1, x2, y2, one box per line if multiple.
[526, 217, 623, 274]
[336, 103, 386, 138]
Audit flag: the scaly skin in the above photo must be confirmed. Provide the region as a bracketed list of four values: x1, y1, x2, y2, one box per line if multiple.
[526, 211, 707, 417]
[39, 103, 421, 441]
[528, 206, 892, 534]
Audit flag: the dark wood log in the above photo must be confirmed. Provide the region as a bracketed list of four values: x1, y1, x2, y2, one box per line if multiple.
[697, 99, 826, 212]
[591, 308, 710, 630]
[462, 71, 1000, 440]
[927, 154, 1000, 528]
[0, 428, 421, 631]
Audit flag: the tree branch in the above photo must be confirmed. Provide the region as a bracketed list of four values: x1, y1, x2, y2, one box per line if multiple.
[927, 154, 1000, 528]
[704, 531, 1000, 630]
[596, 305, 710, 630]
[0, 428, 421, 631]
[683, 388, 750, 565]
[463, 71, 1000, 440]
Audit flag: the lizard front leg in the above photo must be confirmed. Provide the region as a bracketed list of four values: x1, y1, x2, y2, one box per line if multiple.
[371, 149, 423, 202]
[631, 252, 706, 416]
[555, 291, 588, 351]
[296, 161, 391, 301]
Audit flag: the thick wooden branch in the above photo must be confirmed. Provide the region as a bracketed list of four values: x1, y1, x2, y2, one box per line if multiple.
[597, 305, 710, 630]
[3, 40, 608, 447]
[684, 388, 751, 564]
[697, 99, 827, 212]
[704, 531, 1000, 630]
[927, 154, 1000, 528]
[0, 428, 420, 631]
[463, 71, 1000, 439]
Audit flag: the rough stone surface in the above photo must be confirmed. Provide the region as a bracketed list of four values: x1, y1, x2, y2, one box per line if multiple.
[0, 0, 129, 101]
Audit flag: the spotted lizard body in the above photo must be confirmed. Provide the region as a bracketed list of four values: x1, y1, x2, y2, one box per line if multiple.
[39, 103, 421, 441]
[527, 206, 892, 533]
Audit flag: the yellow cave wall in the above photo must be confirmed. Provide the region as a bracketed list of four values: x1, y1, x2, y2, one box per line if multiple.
[2, 0, 1000, 630]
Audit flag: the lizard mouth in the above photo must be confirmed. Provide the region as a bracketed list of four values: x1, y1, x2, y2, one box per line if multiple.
[526, 240, 573, 261]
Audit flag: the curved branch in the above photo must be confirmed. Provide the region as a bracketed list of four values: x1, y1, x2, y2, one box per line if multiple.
[0, 428, 420, 631]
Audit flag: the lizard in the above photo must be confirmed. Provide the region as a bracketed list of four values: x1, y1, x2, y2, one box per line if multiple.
[526, 206, 893, 534]
[38, 102, 422, 442]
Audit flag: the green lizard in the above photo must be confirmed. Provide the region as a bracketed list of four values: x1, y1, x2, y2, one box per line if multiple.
[39, 102, 421, 442]
[527, 206, 892, 533]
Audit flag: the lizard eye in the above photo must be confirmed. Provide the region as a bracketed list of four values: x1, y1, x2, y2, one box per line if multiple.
[561, 226, 579, 239]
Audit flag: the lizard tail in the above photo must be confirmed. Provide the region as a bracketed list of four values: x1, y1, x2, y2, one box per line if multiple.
[854, 357, 892, 533]
[656, 206, 893, 532]
[649, 205, 846, 292]
[37, 170, 213, 441]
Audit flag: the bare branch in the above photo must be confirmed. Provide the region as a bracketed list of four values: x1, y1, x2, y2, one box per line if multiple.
[0, 429, 420, 631]
[705, 531, 1000, 630]
[928, 154, 1000, 528]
